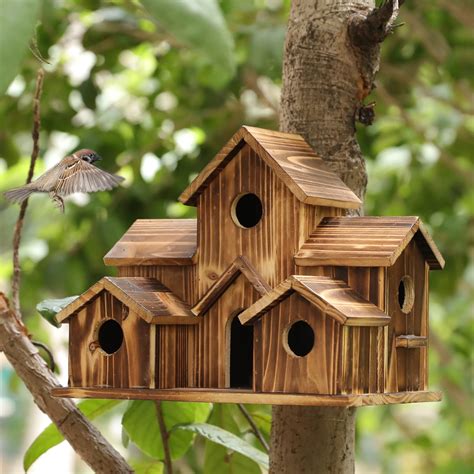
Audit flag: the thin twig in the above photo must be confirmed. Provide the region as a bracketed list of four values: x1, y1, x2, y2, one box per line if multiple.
[155, 401, 173, 474]
[31, 340, 56, 371]
[237, 403, 270, 453]
[11, 68, 44, 320]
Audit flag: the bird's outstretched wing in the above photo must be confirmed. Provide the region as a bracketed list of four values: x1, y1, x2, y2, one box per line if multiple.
[51, 159, 124, 196]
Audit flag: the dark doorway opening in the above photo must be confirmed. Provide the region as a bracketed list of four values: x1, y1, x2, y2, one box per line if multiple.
[229, 314, 254, 389]
[231, 193, 263, 228]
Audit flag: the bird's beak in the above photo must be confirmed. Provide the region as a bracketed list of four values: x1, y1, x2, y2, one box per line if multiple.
[94, 155, 102, 162]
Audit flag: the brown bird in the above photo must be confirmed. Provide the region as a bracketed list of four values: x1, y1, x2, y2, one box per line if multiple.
[4, 149, 124, 213]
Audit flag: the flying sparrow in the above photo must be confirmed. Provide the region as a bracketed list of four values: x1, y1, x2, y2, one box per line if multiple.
[4, 149, 124, 213]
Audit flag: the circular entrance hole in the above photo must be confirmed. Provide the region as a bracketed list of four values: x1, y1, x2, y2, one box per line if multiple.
[398, 275, 415, 314]
[98, 319, 124, 354]
[285, 320, 315, 357]
[231, 193, 263, 228]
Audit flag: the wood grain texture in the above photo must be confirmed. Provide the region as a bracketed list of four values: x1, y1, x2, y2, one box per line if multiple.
[385, 240, 428, 392]
[239, 275, 390, 327]
[57, 277, 197, 325]
[179, 126, 361, 209]
[68, 292, 151, 388]
[395, 335, 428, 348]
[192, 255, 270, 316]
[52, 387, 442, 407]
[103, 219, 197, 266]
[295, 216, 444, 269]
[195, 143, 341, 295]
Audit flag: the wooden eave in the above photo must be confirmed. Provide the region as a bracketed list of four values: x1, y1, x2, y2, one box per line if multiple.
[179, 126, 361, 209]
[295, 216, 445, 270]
[238, 275, 391, 327]
[56, 277, 197, 325]
[191, 256, 271, 316]
[103, 219, 197, 266]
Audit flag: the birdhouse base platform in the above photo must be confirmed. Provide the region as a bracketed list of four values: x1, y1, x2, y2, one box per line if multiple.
[52, 387, 441, 407]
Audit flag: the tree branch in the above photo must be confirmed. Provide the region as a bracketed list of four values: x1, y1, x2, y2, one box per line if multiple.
[0, 294, 133, 473]
[11, 68, 44, 321]
[155, 401, 173, 474]
[349, 0, 405, 47]
[237, 403, 270, 453]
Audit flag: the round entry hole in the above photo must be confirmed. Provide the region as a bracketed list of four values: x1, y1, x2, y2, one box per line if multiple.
[231, 193, 263, 228]
[285, 320, 315, 357]
[98, 319, 124, 354]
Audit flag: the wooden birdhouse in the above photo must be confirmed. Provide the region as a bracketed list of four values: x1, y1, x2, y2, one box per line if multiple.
[54, 126, 444, 407]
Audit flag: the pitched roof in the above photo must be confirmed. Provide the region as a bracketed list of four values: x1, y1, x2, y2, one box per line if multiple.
[56, 277, 197, 325]
[295, 216, 444, 270]
[104, 219, 197, 266]
[179, 126, 361, 209]
[192, 256, 271, 316]
[238, 275, 391, 327]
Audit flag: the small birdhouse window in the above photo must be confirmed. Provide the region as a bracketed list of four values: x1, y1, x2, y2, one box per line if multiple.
[97, 319, 124, 355]
[284, 320, 315, 357]
[398, 275, 415, 314]
[231, 193, 263, 228]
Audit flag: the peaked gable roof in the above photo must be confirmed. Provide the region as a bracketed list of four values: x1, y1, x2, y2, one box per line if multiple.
[295, 216, 444, 270]
[179, 126, 361, 209]
[192, 256, 271, 316]
[56, 277, 197, 324]
[104, 219, 197, 266]
[238, 275, 390, 327]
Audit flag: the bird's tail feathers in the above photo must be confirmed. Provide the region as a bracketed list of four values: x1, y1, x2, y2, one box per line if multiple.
[4, 185, 35, 204]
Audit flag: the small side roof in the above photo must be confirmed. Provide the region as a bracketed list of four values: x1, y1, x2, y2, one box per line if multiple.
[192, 255, 271, 316]
[104, 219, 197, 266]
[238, 275, 391, 327]
[295, 216, 445, 270]
[56, 277, 197, 325]
[179, 126, 361, 209]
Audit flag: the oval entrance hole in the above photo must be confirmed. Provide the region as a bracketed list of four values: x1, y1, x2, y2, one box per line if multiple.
[98, 319, 124, 355]
[231, 193, 263, 228]
[286, 320, 314, 357]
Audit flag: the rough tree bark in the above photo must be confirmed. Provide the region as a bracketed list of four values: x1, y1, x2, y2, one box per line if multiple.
[272, 0, 402, 472]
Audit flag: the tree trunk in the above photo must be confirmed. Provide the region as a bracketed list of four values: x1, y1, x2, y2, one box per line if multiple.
[273, 0, 402, 472]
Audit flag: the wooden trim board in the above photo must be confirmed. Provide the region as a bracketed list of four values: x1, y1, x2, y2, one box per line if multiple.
[52, 387, 441, 407]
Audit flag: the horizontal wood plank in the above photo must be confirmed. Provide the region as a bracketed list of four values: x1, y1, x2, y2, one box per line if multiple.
[295, 216, 444, 269]
[52, 387, 442, 407]
[396, 335, 428, 349]
[104, 219, 197, 266]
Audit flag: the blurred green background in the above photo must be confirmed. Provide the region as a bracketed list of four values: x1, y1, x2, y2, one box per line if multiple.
[0, 0, 472, 473]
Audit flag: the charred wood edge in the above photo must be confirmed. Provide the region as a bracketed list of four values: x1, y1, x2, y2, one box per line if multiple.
[237, 403, 270, 453]
[0, 293, 133, 473]
[155, 401, 173, 474]
[348, 0, 406, 48]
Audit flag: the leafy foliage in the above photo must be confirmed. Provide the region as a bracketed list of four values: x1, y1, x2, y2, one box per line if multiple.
[23, 399, 123, 471]
[36, 295, 78, 327]
[0, 0, 472, 473]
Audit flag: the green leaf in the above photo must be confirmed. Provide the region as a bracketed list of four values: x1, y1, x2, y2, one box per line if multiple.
[140, 0, 235, 82]
[36, 296, 78, 327]
[131, 460, 164, 474]
[24, 399, 122, 472]
[122, 401, 212, 461]
[0, 0, 40, 94]
[176, 423, 269, 469]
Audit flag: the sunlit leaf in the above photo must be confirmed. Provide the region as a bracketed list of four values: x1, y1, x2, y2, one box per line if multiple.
[0, 0, 40, 94]
[131, 460, 164, 474]
[176, 423, 269, 469]
[140, 0, 235, 82]
[36, 296, 78, 327]
[24, 399, 122, 472]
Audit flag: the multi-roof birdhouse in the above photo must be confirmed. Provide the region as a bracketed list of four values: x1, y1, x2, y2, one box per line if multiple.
[54, 127, 444, 406]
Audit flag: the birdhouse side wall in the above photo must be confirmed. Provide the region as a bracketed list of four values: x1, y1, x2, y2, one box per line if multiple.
[196, 143, 342, 297]
[257, 293, 343, 395]
[68, 291, 152, 389]
[195, 273, 263, 389]
[385, 239, 429, 393]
